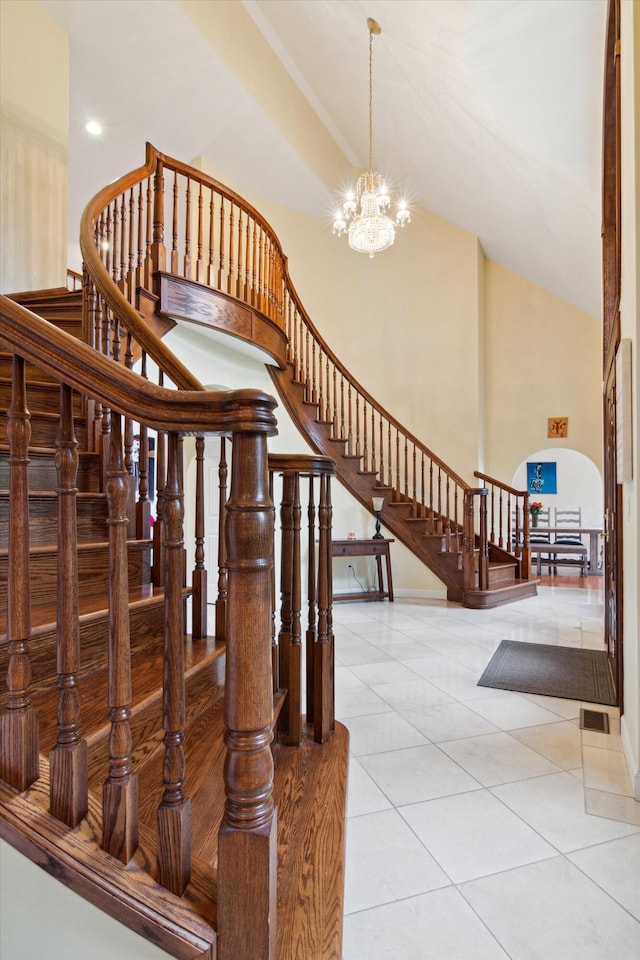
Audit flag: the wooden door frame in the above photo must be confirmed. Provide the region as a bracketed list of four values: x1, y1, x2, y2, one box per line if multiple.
[602, 0, 623, 709]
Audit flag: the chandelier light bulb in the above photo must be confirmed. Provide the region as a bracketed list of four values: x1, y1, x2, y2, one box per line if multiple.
[331, 18, 410, 257]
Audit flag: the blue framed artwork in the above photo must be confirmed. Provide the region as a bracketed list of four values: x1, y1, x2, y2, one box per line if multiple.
[527, 461, 557, 495]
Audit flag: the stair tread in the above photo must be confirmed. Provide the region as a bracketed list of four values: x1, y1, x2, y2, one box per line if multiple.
[0, 583, 182, 637]
[33, 634, 224, 754]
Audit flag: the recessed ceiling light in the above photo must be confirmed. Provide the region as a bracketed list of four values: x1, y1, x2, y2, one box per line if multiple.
[85, 120, 102, 136]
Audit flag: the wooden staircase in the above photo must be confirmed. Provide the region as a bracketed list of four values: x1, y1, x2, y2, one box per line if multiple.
[0, 286, 347, 959]
[74, 143, 536, 611]
[268, 361, 538, 608]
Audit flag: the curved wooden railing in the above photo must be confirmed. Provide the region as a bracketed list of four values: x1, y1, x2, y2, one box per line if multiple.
[79, 143, 534, 599]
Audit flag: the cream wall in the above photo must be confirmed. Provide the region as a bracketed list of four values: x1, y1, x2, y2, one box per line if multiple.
[165, 322, 446, 598]
[198, 158, 484, 483]
[483, 260, 603, 482]
[0, 0, 68, 292]
[619, 0, 640, 799]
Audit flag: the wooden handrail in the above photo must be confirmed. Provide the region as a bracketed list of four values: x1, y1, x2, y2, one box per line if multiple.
[79, 143, 473, 556]
[0, 296, 276, 436]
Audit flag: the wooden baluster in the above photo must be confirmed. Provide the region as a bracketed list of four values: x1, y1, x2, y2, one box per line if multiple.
[218, 197, 225, 290]
[256, 227, 263, 313]
[157, 432, 191, 895]
[245, 215, 251, 303]
[404, 437, 409, 498]
[332, 366, 339, 437]
[362, 398, 368, 470]
[127, 188, 135, 302]
[215, 438, 228, 643]
[50, 385, 88, 825]
[303, 328, 310, 397]
[412, 444, 417, 513]
[453, 485, 460, 552]
[445, 475, 451, 550]
[269, 470, 278, 693]
[251, 220, 258, 308]
[102, 411, 138, 863]
[370, 407, 377, 475]
[355, 392, 360, 457]
[196, 181, 204, 282]
[278, 470, 302, 746]
[171, 171, 179, 275]
[123, 337, 136, 540]
[227, 202, 235, 295]
[437, 467, 443, 531]
[208, 188, 216, 287]
[462, 491, 476, 591]
[395, 429, 400, 493]
[192, 436, 207, 639]
[151, 158, 166, 272]
[306, 476, 317, 723]
[111, 197, 120, 284]
[347, 383, 353, 455]
[310, 339, 317, 404]
[323, 355, 331, 424]
[136, 182, 145, 289]
[236, 209, 243, 299]
[489, 487, 496, 543]
[478, 490, 489, 589]
[184, 176, 192, 279]
[153, 406, 167, 586]
[277, 470, 293, 736]
[217, 429, 276, 960]
[498, 489, 504, 548]
[144, 176, 153, 287]
[120, 191, 127, 292]
[340, 375, 346, 443]
[314, 471, 334, 744]
[0, 356, 38, 791]
[428, 459, 434, 530]
[289, 471, 302, 745]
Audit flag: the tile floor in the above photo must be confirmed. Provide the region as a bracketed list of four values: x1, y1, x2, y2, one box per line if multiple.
[334, 582, 640, 960]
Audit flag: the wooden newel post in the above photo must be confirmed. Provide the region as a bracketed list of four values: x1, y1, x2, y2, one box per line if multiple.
[477, 489, 489, 590]
[462, 490, 477, 591]
[0, 356, 39, 791]
[217, 429, 277, 960]
[521, 494, 531, 579]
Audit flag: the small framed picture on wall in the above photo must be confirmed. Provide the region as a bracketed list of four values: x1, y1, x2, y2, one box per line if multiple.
[527, 461, 557, 495]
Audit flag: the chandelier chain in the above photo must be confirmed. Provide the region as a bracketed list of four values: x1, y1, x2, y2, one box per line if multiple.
[331, 17, 411, 257]
[368, 27, 374, 172]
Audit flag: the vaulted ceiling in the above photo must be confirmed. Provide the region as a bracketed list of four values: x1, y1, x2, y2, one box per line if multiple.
[42, 0, 608, 318]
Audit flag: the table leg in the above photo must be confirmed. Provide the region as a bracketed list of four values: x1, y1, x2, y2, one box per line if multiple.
[385, 551, 394, 601]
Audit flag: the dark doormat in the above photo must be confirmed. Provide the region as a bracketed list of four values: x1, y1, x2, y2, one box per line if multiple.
[477, 640, 617, 706]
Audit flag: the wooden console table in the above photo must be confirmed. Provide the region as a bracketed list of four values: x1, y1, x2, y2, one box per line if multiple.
[332, 538, 394, 602]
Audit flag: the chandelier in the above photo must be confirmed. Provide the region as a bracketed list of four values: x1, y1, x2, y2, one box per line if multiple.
[332, 18, 410, 258]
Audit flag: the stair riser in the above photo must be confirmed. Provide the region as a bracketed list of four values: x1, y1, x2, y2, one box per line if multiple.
[0, 543, 152, 606]
[0, 599, 169, 704]
[0, 356, 68, 384]
[0, 496, 108, 546]
[487, 567, 519, 586]
[1, 414, 89, 448]
[0, 452, 101, 491]
[0, 381, 85, 415]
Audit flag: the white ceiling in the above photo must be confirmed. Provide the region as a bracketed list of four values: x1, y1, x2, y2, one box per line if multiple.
[42, 0, 608, 318]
